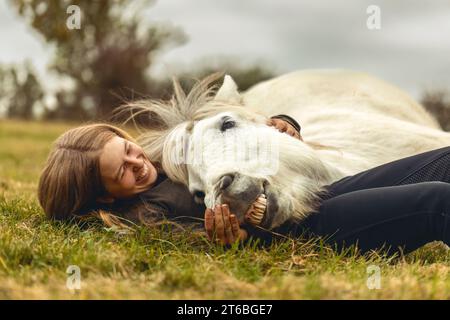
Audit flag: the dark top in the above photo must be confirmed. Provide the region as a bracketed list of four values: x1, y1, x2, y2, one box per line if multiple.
[115, 174, 206, 225]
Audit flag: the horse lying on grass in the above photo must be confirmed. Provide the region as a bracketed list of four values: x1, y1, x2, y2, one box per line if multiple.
[123, 70, 450, 230]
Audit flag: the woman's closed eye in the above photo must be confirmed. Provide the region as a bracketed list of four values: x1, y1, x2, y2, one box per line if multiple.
[118, 142, 131, 180]
[116, 163, 125, 181]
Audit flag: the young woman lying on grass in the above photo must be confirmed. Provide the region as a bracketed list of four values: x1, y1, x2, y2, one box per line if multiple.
[38, 116, 300, 241]
[38, 117, 450, 256]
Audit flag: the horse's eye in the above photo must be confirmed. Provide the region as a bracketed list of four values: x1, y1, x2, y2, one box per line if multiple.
[220, 119, 236, 132]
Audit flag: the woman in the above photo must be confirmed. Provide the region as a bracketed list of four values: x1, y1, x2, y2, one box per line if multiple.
[38, 115, 300, 231]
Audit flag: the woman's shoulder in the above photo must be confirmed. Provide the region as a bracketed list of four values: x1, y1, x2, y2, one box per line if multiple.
[132, 174, 206, 221]
[139, 175, 192, 205]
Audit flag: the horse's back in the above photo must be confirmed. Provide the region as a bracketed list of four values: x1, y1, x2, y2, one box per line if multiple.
[243, 69, 448, 175]
[243, 69, 439, 129]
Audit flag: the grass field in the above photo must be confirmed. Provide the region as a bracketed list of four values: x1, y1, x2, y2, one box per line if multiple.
[1, 119, 450, 299]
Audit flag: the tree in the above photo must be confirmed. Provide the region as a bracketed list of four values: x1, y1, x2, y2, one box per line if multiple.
[421, 90, 450, 131]
[5, 1, 276, 120]
[10, 0, 186, 120]
[0, 63, 43, 119]
[153, 59, 275, 101]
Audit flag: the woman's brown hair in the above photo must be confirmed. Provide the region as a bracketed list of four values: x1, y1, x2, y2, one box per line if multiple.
[38, 123, 136, 223]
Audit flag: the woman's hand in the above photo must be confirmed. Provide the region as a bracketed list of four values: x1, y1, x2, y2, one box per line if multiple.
[267, 118, 302, 140]
[204, 204, 248, 245]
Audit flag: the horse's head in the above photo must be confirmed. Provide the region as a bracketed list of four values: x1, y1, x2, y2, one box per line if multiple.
[159, 75, 336, 230]
[183, 109, 285, 229]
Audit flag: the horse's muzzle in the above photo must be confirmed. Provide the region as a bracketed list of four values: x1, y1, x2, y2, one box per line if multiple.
[215, 172, 277, 228]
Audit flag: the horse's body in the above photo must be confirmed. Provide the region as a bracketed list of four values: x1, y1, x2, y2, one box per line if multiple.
[244, 69, 447, 177]
[134, 70, 450, 230]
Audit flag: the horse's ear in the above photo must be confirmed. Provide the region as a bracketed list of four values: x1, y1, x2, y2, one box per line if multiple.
[214, 75, 242, 104]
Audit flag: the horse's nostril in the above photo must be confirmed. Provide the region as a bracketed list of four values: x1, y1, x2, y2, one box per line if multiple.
[194, 190, 205, 199]
[219, 174, 234, 190]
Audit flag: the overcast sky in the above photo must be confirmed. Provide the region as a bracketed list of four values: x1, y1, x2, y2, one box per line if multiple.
[1, 0, 449, 99]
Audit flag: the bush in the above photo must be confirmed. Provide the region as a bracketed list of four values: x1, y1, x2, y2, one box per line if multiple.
[421, 90, 450, 131]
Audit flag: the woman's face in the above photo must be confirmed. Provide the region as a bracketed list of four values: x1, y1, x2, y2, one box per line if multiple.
[99, 136, 158, 200]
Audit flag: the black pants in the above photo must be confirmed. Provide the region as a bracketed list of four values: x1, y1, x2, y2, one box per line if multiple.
[292, 146, 450, 255]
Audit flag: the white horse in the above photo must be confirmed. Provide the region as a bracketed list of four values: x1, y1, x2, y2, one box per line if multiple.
[130, 70, 450, 230]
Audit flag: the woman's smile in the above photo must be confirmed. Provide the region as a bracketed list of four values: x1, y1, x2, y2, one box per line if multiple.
[136, 161, 150, 184]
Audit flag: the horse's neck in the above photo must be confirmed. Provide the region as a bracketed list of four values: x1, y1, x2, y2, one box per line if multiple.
[276, 137, 345, 186]
[312, 151, 348, 183]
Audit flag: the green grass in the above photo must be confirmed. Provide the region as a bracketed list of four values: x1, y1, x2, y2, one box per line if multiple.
[1, 119, 450, 299]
